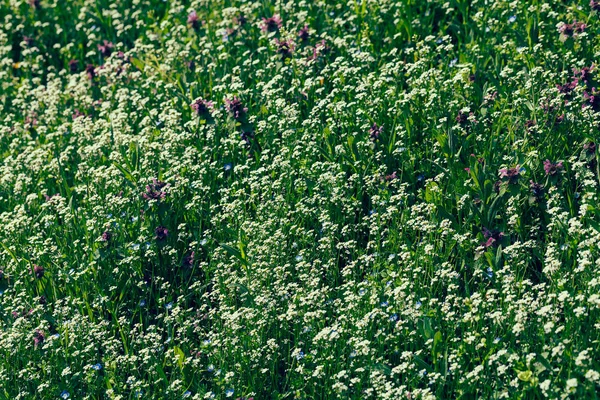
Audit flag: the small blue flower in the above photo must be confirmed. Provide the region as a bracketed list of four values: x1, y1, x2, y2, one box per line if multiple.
[225, 388, 234, 397]
[132, 243, 140, 251]
[449, 58, 458, 67]
[139, 299, 147, 307]
[349, 350, 357, 358]
[224, 163, 233, 172]
[135, 390, 143, 398]
[494, 337, 501, 344]
[92, 363, 102, 371]
[203, 339, 211, 346]
[295, 254, 303, 262]
[183, 391, 192, 398]
[359, 289, 366, 296]
[200, 238, 208, 246]
[296, 351, 305, 360]
[508, 15, 516, 23]
[165, 302, 174, 310]
[380, 301, 389, 307]
[389, 313, 398, 322]
[60, 391, 70, 399]
[207, 364, 214, 372]
[485, 267, 494, 279]
[416, 301, 422, 309]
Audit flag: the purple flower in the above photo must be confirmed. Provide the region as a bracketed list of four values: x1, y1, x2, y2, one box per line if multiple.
[68, 59, 78, 73]
[86, 64, 96, 80]
[33, 330, 45, 347]
[456, 111, 470, 125]
[583, 88, 600, 111]
[584, 141, 596, 155]
[191, 98, 214, 119]
[101, 231, 112, 242]
[143, 178, 168, 201]
[543, 159, 564, 176]
[33, 264, 44, 279]
[482, 227, 504, 248]
[274, 38, 294, 59]
[155, 226, 169, 241]
[499, 166, 521, 184]
[182, 251, 195, 268]
[556, 79, 578, 96]
[573, 66, 594, 85]
[591, 0, 600, 11]
[261, 14, 282, 33]
[530, 180, 544, 199]
[225, 96, 248, 120]
[98, 40, 114, 57]
[559, 21, 586, 37]
[188, 11, 201, 30]
[369, 123, 383, 141]
[298, 25, 310, 42]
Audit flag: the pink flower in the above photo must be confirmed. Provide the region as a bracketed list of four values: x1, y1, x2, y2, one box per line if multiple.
[261, 14, 282, 33]
[543, 159, 563, 176]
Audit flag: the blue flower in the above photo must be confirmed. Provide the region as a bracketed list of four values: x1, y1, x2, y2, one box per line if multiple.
[389, 313, 398, 322]
[139, 299, 147, 307]
[92, 363, 102, 371]
[508, 15, 516, 23]
[225, 388, 235, 397]
[207, 364, 215, 372]
[224, 163, 233, 172]
[60, 391, 70, 399]
[416, 301, 422, 309]
[296, 351, 305, 360]
[165, 302, 174, 310]
[183, 391, 192, 398]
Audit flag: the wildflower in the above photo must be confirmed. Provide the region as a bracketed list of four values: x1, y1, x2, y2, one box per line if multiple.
[456, 111, 475, 126]
[508, 15, 516, 23]
[499, 166, 521, 184]
[33, 330, 45, 347]
[68, 59, 78, 73]
[261, 15, 282, 33]
[559, 21, 586, 38]
[482, 227, 504, 248]
[188, 11, 201, 30]
[98, 40, 113, 57]
[139, 299, 146, 307]
[298, 25, 310, 42]
[191, 98, 214, 119]
[309, 39, 331, 61]
[530, 181, 544, 199]
[225, 389, 235, 397]
[143, 178, 168, 201]
[92, 363, 102, 370]
[234, 14, 247, 26]
[183, 391, 192, 398]
[85, 64, 96, 80]
[369, 123, 383, 141]
[33, 264, 44, 279]
[384, 171, 397, 181]
[583, 88, 600, 110]
[573, 66, 593, 85]
[274, 38, 294, 59]
[525, 120, 536, 132]
[543, 159, 564, 176]
[101, 231, 112, 242]
[182, 251, 194, 268]
[224, 163, 233, 172]
[556, 80, 578, 96]
[60, 390, 70, 399]
[225, 96, 248, 120]
[155, 226, 169, 241]
[592, 0, 600, 11]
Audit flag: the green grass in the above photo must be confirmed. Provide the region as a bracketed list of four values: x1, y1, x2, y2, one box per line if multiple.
[0, 0, 599, 398]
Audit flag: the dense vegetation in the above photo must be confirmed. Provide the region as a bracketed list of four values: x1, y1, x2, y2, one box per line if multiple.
[1, 0, 600, 398]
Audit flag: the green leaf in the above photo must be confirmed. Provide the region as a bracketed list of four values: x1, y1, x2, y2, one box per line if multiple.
[130, 57, 145, 71]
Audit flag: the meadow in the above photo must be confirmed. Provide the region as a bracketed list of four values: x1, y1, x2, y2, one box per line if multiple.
[0, 0, 599, 398]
